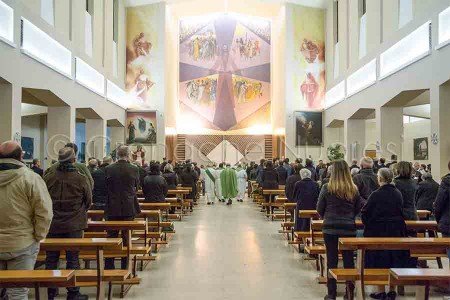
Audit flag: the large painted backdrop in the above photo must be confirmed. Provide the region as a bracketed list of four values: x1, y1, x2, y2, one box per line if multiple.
[287, 4, 325, 110]
[179, 14, 271, 131]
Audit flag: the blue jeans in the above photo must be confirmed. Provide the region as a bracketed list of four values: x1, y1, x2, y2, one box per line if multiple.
[0, 242, 40, 300]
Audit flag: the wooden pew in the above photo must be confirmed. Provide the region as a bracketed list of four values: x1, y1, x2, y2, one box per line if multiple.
[40, 238, 122, 300]
[389, 268, 450, 300]
[337, 237, 450, 300]
[0, 270, 76, 300]
[261, 189, 286, 220]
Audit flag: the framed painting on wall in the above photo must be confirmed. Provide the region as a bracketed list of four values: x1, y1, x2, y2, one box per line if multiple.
[295, 111, 323, 146]
[21, 137, 34, 160]
[413, 137, 428, 160]
[126, 110, 157, 145]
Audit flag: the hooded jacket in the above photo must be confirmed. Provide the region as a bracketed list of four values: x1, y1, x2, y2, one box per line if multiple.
[0, 159, 53, 252]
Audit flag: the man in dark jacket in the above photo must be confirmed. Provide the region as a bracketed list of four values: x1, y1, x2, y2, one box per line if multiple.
[91, 156, 112, 211]
[353, 157, 379, 203]
[415, 172, 439, 213]
[305, 158, 318, 181]
[44, 147, 92, 300]
[349, 160, 360, 172]
[276, 162, 288, 185]
[434, 163, 450, 245]
[105, 145, 141, 270]
[31, 158, 44, 177]
[143, 163, 168, 202]
[256, 159, 265, 185]
[285, 164, 302, 202]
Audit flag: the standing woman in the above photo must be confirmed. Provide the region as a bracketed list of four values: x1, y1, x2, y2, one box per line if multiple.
[393, 161, 418, 220]
[236, 164, 247, 202]
[317, 160, 362, 300]
[261, 161, 279, 215]
[362, 168, 408, 300]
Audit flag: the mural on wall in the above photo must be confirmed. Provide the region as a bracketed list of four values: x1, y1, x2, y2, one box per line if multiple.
[126, 111, 157, 145]
[295, 111, 323, 146]
[179, 13, 271, 131]
[413, 137, 428, 160]
[126, 4, 164, 109]
[290, 5, 325, 109]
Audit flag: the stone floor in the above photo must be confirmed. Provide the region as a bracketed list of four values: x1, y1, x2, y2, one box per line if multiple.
[53, 197, 448, 300]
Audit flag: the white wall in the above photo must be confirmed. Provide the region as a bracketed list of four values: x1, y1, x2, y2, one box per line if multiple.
[21, 115, 45, 162]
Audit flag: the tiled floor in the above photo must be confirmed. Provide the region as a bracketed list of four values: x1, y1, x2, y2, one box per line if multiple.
[52, 197, 448, 300]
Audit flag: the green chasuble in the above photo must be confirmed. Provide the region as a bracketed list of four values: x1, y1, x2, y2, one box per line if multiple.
[220, 167, 238, 199]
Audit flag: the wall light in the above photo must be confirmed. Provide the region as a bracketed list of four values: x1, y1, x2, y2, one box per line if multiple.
[75, 57, 105, 96]
[21, 18, 72, 77]
[438, 6, 450, 49]
[346, 59, 377, 97]
[0, 0, 14, 45]
[380, 21, 431, 79]
[325, 80, 345, 109]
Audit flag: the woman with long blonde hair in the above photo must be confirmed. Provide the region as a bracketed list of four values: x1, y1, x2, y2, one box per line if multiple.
[317, 160, 363, 300]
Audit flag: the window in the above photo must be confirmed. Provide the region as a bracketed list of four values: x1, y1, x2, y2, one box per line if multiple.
[41, 0, 54, 26]
[85, 0, 94, 56]
[398, 0, 413, 29]
[358, 0, 367, 59]
[333, 0, 339, 44]
[112, 0, 119, 76]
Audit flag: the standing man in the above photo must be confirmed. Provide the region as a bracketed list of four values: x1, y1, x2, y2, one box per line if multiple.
[220, 164, 238, 205]
[283, 158, 293, 177]
[91, 156, 112, 211]
[105, 145, 141, 270]
[44, 147, 92, 300]
[44, 143, 93, 189]
[236, 164, 248, 202]
[31, 158, 44, 177]
[204, 164, 217, 205]
[0, 141, 53, 300]
[215, 163, 225, 202]
[353, 157, 379, 203]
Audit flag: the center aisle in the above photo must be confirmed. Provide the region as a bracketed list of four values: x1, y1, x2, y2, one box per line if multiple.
[128, 198, 322, 300]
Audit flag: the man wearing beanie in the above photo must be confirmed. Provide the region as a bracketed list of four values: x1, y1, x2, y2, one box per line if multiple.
[43, 147, 92, 300]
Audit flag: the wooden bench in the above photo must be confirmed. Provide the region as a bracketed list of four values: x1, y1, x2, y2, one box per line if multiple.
[338, 237, 450, 300]
[40, 238, 122, 300]
[0, 270, 75, 300]
[389, 268, 450, 300]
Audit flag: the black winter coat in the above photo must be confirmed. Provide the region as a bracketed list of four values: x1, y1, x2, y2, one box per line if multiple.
[434, 174, 450, 234]
[394, 177, 418, 220]
[179, 168, 198, 199]
[293, 178, 320, 231]
[361, 184, 410, 268]
[276, 166, 288, 185]
[143, 173, 168, 203]
[285, 174, 301, 202]
[353, 168, 379, 202]
[162, 172, 178, 189]
[415, 178, 439, 212]
[91, 164, 109, 209]
[105, 160, 141, 218]
[261, 167, 279, 189]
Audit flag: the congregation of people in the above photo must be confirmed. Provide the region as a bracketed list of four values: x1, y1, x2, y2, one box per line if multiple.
[0, 137, 449, 300]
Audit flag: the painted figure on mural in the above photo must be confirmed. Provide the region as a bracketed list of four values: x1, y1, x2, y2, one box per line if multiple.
[128, 121, 136, 144]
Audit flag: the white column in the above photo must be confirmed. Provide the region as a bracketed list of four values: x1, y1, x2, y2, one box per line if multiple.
[47, 106, 76, 161]
[85, 118, 107, 160]
[375, 107, 403, 160]
[109, 126, 125, 155]
[0, 83, 21, 143]
[430, 83, 450, 179]
[344, 119, 366, 163]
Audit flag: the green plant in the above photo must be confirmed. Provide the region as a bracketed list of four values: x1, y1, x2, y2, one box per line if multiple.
[327, 143, 345, 161]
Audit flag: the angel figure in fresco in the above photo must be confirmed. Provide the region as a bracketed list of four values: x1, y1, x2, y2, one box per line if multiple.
[300, 39, 320, 63]
[127, 121, 136, 144]
[127, 32, 152, 65]
[132, 69, 154, 103]
[300, 73, 319, 108]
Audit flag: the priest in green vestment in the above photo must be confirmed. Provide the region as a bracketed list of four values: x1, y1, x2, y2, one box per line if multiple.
[220, 164, 238, 205]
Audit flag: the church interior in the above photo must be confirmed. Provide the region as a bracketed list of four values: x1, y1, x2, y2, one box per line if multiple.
[0, 0, 449, 299]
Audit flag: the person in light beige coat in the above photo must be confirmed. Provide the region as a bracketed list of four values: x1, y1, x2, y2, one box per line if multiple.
[0, 141, 53, 300]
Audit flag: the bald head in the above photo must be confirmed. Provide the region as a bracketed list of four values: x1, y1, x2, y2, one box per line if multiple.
[0, 141, 23, 161]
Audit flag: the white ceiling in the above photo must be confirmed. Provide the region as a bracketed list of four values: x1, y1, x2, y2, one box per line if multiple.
[125, 0, 327, 8]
